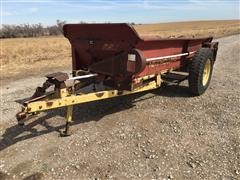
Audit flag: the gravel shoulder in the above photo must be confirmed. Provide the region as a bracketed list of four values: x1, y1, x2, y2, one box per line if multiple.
[0, 35, 239, 179]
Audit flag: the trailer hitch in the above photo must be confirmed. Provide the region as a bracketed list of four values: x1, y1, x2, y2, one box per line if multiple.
[16, 110, 39, 126]
[16, 111, 27, 126]
[16, 72, 70, 128]
[15, 71, 98, 136]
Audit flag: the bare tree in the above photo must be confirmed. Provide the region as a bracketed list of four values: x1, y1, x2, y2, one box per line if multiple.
[0, 20, 66, 38]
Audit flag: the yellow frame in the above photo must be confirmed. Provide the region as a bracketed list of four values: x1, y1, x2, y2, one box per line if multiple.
[25, 80, 159, 112]
[18, 74, 161, 125]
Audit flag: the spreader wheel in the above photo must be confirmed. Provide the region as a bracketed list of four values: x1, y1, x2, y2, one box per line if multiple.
[188, 48, 214, 96]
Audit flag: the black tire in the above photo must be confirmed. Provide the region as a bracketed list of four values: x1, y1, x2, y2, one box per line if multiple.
[188, 48, 214, 96]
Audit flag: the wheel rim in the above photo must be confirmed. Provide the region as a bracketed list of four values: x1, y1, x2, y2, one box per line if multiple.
[202, 59, 211, 86]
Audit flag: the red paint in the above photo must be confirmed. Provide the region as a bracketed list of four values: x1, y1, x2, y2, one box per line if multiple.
[64, 23, 214, 84]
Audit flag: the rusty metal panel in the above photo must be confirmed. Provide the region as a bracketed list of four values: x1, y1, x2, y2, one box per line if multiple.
[139, 60, 182, 76]
[63, 23, 213, 84]
[63, 23, 140, 71]
[136, 38, 212, 59]
[46, 72, 69, 82]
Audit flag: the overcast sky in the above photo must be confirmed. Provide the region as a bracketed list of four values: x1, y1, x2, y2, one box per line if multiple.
[1, 0, 239, 25]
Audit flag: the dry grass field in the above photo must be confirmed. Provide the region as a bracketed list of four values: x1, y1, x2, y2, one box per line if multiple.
[1, 37, 71, 82]
[134, 20, 240, 38]
[1, 20, 239, 82]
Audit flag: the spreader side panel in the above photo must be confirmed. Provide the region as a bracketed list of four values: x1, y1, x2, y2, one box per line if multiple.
[63, 23, 140, 72]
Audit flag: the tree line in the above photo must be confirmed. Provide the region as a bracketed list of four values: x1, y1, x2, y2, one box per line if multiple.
[0, 20, 66, 38]
[0, 20, 137, 38]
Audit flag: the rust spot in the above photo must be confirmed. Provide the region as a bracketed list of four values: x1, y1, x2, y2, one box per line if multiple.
[96, 92, 104, 97]
[117, 91, 124, 95]
[46, 102, 53, 107]
[39, 106, 42, 109]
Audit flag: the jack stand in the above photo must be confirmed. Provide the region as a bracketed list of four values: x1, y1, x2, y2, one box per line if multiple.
[60, 105, 73, 137]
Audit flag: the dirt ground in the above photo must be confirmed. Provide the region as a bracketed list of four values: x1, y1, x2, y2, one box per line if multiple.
[0, 34, 240, 179]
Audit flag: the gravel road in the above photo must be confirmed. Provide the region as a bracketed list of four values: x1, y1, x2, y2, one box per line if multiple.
[0, 35, 239, 180]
